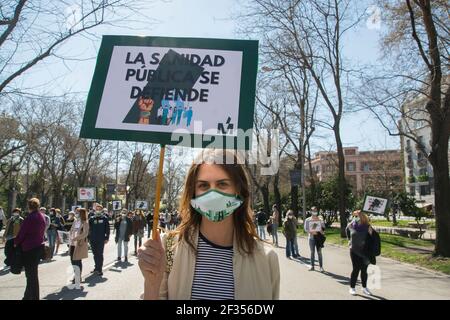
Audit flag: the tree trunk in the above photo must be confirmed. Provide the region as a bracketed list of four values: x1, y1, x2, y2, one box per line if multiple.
[335, 127, 347, 238]
[260, 184, 270, 217]
[431, 134, 450, 257]
[274, 173, 282, 216]
[291, 185, 298, 218]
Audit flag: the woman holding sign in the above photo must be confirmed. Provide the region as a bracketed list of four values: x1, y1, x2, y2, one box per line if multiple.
[138, 150, 280, 300]
[303, 207, 325, 272]
[346, 210, 373, 296]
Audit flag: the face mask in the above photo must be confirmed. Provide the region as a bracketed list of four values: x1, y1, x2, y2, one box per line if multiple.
[311, 212, 318, 216]
[190, 189, 243, 222]
[75, 213, 80, 219]
[96, 211, 102, 216]
[354, 217, 360, 223]
[122, 214, 127, 218]
[13, 213, 19, 217]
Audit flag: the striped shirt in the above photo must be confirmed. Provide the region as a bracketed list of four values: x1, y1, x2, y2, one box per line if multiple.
[191, 232, 235, 300]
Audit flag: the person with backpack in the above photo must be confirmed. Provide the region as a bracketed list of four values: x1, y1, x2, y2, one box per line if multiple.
[346, 210, 376, 296]
[137, 149, 280, 300]
[304, 207, 325, 272]
[256, 209, 267, 240]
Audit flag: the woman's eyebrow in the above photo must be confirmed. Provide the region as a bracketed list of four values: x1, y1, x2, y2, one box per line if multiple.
[196, 179, 231, 183]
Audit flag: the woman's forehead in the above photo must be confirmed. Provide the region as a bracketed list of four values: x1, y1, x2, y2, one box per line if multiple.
[196, 164, 231, 181]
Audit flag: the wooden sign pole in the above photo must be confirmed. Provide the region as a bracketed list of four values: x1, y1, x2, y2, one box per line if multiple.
[152, 144, 166, 240]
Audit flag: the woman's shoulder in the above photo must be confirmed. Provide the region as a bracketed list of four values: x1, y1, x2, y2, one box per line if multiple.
[254, 239, 278, 260]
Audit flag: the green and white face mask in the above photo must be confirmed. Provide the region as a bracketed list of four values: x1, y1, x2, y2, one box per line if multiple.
[190, 189, 243, 222]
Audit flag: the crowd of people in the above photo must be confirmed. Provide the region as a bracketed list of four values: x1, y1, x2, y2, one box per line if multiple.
[0, 151, 380, 300]
[0, 202, 182, 299]
[252, 203, 379, 296]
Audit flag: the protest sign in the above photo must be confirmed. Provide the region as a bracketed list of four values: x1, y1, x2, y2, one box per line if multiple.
[80, 36, 258, 150]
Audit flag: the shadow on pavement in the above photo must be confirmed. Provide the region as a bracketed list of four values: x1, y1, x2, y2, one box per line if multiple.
[43, 286, 88, 300]
[0, 268, 11, 276]
[114, 261, 134, 269]
[355, 293, 388, 301]
[320, 270, 352, 286]
[84, 274, 108, 287]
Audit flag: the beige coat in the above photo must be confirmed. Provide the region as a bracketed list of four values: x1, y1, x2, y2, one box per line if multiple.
[158, 228, 280, 300]
[70, 220, 89, 260]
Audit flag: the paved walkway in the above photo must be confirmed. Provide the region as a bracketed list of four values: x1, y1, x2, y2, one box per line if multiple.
[1, 232, 450, 300]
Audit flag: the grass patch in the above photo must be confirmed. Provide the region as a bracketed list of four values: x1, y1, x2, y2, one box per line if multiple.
[295, 226, 449, 275]
[370, 220, 435, 229]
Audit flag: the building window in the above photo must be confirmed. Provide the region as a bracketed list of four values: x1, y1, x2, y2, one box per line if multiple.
[420, 185, 430, 196]
[361, 162, 371, 172]
[409, 187, 415, 195]
[346, 162, 356, 171]
[345, 149, 356, 156]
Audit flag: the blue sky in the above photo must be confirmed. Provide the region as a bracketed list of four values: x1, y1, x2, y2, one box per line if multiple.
[14, 0, 399, 153]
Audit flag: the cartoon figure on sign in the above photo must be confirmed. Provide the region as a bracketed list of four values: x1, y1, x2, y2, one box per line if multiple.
[186, 106, 193, 127]
[138, 96, 154, 124]
[368, 198, 382, 212]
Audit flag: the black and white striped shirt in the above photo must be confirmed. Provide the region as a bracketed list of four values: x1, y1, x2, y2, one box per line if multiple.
[191, 232, 235, 300]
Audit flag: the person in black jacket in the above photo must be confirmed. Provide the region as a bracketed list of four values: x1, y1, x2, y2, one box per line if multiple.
[89, 205, 110, 275]
[114, 209, 133, 262]
[346, 210, 374, 296]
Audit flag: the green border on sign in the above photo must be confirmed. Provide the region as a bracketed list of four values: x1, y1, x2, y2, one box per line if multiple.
[79, 35, 259, 150]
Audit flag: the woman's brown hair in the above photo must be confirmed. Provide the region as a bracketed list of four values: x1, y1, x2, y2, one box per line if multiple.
[79, 208, 88, 222]
[174, 149, 258, 255]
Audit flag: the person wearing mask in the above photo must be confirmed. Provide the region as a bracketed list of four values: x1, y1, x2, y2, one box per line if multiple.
[3, 208, 24, 267]
[146, 211, 154, 239]
[282, 211, 297, 259]
[68, 208, 89, 290]
[304, 207, 325, 272]
[46, 208, 58, 259]
[64, 211, 75, 232]
[14, 198, 46, 300]
[88, 204, 110, 276]
[138, 149, 280, 300]
[255, 209, 267, 240]
[271, 204, 280, 247]
[291, 211, 300, 258]
[115, 209, 133, 262]
[53, 209, 65, 256]
[132, 210, 146, 256]
[40, 207, 50, 241]
[346, 210, 373, 296]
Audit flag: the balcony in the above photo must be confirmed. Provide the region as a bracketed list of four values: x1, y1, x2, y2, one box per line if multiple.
[417, 157, 428, 167]
[406, 160, 414, 169]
